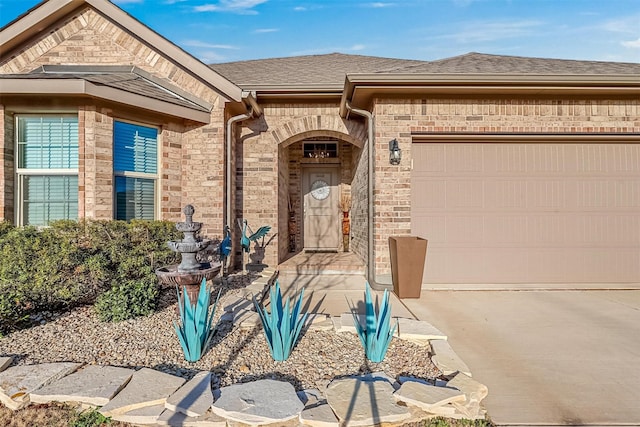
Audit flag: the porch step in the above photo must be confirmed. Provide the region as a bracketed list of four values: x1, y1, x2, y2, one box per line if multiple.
[277, 272, 368, 292]
[277, 251, 367, 291]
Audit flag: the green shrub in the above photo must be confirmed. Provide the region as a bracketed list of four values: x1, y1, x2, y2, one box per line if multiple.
[95, 278, 160, 322]
[0, 220, 181, 332]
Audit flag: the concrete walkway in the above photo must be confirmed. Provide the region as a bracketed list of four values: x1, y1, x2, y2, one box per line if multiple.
[401, 290, 640, 426]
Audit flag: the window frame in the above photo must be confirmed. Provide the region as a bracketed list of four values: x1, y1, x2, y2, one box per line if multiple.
[14, 113, 79, 226]
[112, 119, 160, 221]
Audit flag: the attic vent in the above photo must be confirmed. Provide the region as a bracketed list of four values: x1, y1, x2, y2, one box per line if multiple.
[303, 142, 337, 158]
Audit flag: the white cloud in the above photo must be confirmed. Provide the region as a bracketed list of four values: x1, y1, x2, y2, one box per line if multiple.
[434, 20, 542, 43]
[598, 15, 640, 34]
[291, 44, 367, 56]
[365, 2, 395, 7]
[253, 28, 279, 33]
[622, 38, 640, 48]
[194, 0, 267, 14]
[294, 6, 306, 11]
[182, 40, 238, 49]
[164, 0, 187, 3]
[197, 51, 228, 63]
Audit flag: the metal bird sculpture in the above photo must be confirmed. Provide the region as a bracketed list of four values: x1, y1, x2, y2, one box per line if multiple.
[240, 219, 271, 253]
[239, 219, 271, 273]
[219, 225, 231, 275]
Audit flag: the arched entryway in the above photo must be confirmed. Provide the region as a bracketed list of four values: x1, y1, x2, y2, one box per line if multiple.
[276, 129, 365, 265]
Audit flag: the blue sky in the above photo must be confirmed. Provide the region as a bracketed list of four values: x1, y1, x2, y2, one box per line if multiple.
[1, 0, 639, 64]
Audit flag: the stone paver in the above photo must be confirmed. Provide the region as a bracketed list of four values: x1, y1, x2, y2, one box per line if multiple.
[157, 408, 227, 426]
[447, 371, 488, 403]
[325, 376, 411, 426]
[393, 381, 466, 412]
[397, 318, 447, 341]
[211, 379, 304, 425]
[430, 339, 472, 377]
[298, 389, 339, 427]
[165, 371, 213, 417]
[0, 357, 12, 373]
[111, 403, 165, 425]
[30, 365, 133, 406]
[100, 368, 185, 416]
[0, 362, 80, 410]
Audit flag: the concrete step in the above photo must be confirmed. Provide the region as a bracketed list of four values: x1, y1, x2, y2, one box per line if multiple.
[277, 272, 368, 292]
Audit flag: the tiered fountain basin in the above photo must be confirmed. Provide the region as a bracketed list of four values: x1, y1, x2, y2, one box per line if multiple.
[155, 204, 222, 303]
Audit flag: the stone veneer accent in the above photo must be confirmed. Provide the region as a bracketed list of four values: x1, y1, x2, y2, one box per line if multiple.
[371, 97, 640, 276]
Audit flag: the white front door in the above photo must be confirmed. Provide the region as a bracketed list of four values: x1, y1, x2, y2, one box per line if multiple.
[303, 166, 340, 251]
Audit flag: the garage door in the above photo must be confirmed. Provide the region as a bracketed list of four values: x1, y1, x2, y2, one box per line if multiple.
[411, 143, 640, 284]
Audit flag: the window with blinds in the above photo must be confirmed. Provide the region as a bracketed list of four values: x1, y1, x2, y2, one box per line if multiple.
[113, 121, 158, 221]
[16, 115, 79, 226]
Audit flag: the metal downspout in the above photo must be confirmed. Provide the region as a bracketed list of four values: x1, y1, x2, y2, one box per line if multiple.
[225, 107, 253, 256]
[345, 102, 386, 289]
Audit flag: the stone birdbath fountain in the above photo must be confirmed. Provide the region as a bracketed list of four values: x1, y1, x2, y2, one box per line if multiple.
[156, 204, 221, 304]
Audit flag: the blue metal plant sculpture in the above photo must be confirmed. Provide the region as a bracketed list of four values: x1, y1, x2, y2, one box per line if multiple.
[352, 282, 397, 363]
[253, 280, 308, 361]
[174, 278, 221, 362]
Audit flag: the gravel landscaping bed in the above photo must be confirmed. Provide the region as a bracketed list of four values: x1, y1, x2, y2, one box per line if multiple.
[0, 272, 441, 393]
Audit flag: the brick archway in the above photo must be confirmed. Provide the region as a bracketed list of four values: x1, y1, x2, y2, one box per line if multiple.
[269, 116, 366, 148]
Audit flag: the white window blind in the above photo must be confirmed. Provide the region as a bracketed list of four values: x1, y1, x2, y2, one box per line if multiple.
[113, 121, 158, 221]
[16, 115, 79, 226]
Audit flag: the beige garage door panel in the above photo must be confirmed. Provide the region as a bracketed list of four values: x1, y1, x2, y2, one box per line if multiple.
[411, 143, 640, 284]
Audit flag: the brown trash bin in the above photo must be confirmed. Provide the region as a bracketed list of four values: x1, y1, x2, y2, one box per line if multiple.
[389, 236, 427, 298]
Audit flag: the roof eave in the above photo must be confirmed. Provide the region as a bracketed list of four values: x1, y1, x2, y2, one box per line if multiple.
[340, 73, 640, 117]
[0, 78, 211, 123]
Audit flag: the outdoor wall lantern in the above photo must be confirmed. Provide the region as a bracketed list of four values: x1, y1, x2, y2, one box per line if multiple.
[389, 139, 401, 165]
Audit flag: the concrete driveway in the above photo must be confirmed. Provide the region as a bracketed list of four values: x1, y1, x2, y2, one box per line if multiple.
[401, 290, 640, 426]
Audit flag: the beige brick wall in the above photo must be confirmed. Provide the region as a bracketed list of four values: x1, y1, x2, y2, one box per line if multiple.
[372, 96, 640, 277]
[350, 140, 368, 266]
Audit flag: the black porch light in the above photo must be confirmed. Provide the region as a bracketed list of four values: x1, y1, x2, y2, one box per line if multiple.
[389, 139, 401, 165]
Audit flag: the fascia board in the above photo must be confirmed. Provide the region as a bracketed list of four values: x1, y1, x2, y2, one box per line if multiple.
[0, 78, 210, 123]
[340, 72, 640, 116]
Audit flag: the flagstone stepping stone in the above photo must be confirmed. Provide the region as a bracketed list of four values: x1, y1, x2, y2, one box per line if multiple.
[306, 314, 333, 331]
[111, 403, 166, 425]
[165, 371, 213, 417]
[211, 379, 304, 425]
[100, 368, 185, 416]
[397, 318, 447, 341]
[297, 388, 339, 427]
[393, 381, 466, 413]
[30, 365, 133, 406]
[0, 362, 81, 410]
[430, 339, 472, 377]
[0, 357, 12, 372]
[325, 376, 411, 426]
[157, 408, 227, 426]
[446, 371, 488, 402]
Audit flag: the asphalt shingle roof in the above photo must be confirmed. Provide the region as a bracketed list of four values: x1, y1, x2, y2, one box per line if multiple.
[210, 52, 640, 88]
[1, 68, 208, 111]
[209, 53, 427, 87]
[386, 52, 640, 75]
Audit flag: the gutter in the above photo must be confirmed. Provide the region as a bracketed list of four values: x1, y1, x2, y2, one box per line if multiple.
[225, 91, 262, 263]
[344, 101, 387, 290]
